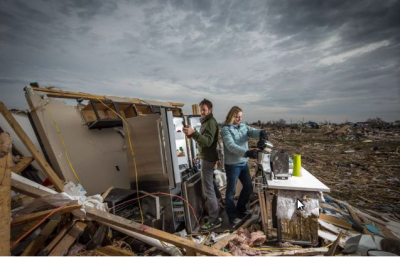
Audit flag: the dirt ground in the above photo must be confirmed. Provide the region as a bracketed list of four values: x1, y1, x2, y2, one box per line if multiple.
[247, 125, 400, 213]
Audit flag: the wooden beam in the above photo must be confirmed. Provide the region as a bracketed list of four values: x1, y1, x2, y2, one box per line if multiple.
[31, 87, 185, 107]
[85, 207, 229, 256]
[0, 132, 12, 256]
[319, 213, 352, 230]
[95, 245, 137, 256]
[40, 220, 76, 255]
[101, 186, 114, 201]
[21, 218, 60, 256]
[48, 221, 87, 256]
[11, 157, 34, 174]
[325, 232, 343, 256]
[11, 172, 56, 198]
[11, 205, 81, 227]
[260, 247, 328, 256]
[0, 102, 64, 192]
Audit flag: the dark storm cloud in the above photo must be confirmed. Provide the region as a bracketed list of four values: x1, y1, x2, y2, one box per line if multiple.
[60, 0, 118, 20]
[0, 0, 399, 123]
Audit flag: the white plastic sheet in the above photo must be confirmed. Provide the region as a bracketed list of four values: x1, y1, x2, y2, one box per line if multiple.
[276, 190, 320, 221]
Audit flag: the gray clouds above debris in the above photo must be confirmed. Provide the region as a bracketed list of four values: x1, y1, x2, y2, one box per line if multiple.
[0, 0, 399, 123]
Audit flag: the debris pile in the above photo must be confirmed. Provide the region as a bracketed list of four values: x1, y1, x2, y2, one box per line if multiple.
[1, 85, 400, 256]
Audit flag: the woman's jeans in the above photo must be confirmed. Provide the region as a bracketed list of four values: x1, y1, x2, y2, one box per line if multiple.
[224, 163, 253, 221]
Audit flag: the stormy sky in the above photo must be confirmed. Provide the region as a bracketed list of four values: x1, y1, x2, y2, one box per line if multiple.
[1, 0, 399, 123]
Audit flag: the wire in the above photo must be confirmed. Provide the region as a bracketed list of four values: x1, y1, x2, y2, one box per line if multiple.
[248, 247, 303, 251]
[94, 98, 144, 224]
[10, 205, 67, 249]
[110, 192, 200, 228]
[46, 108, 82, 186]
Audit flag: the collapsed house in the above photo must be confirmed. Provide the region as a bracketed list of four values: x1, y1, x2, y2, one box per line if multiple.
[0, 84, 399, 256]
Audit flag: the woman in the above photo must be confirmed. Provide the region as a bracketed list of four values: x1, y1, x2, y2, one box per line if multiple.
[221, 106, 268, 225]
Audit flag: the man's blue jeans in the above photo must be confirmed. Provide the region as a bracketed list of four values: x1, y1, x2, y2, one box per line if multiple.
[224, 163, 253, 221]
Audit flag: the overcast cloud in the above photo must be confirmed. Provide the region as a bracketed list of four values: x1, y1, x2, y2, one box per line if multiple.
[0, 0, 399, 123]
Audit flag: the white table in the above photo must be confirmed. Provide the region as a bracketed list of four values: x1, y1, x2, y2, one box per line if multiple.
[266, 167, 330, 192]
[261, 167, 330, 245]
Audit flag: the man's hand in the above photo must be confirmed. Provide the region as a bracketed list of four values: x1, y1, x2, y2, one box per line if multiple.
[183, 126, 195, 136]
[260, 130, 268, 141]
[244, 149, 258, 159]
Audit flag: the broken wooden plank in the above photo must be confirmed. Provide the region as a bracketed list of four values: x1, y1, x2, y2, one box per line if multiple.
[101, 186, 114, 201]
[0, 102, 64, 192]
[11, 157, 34, 174]
[325, 232, 343, 256]
[319, 213, 352, 230]
[260, 247, 328, 256]
[95, 245, 136, 256]
[40, 220, 76, 255]
[48, 221, 87, 256]
[11, 172, 56, 198]
[0, 132, 12, 256]
[85, 207, 229, 256]
[318, 219, 346, 235]
[30, 86, 185, 107]
[21, 218, 61, 256]
[258, 189, 268, 233]
[355, 210, 388, 226]
[11, 205, 81, 227]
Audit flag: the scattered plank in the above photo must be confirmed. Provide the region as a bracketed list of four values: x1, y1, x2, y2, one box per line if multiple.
[21, 218, 60, 256]
[48, 221, 87, 256]
[0, 132, 12, 256]
[355, 210, 388, 226]
[0, 102, 64, 192]
[30, 86, 184, 107]
[11, 172, 56, 198]
[11, 157, 34, 174]
[319, 213, 352, 230]
[260, 247, 328, 256]
[101, 186, 114, 201]
[95, 245, 136, 256]
[85, 207, 229, 256]
[325, 232, 343, 256]
[40, 220, 76, 255]
[318, 219, 346, 235]
[11, 205, 81, 227]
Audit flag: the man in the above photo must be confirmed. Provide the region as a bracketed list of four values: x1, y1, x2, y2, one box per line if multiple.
[183, 98, 221, 230]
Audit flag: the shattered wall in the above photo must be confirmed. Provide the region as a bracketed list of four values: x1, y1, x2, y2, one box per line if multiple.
[25, 90, 130, 195]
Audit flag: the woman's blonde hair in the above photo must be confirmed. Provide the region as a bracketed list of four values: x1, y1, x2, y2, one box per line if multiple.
[224, 106, 243, 125]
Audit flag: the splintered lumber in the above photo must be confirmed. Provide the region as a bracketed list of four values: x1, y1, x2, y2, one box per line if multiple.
[101, 186, 114, 201]
[85, 207, 229, 256]
[21, 218, 60, 256]
[49, 221, 87, 256]
[95, 245, 137, 256]
[11, 172, 56, 198]
[319, 213, 352, 230]
[0, 102, 64, 192]
[0, 132, 12, 256]
[325, 232, 343, 256]
[11, 205, 81, 227]
[260, 247, 328, 256]
[11, 157, 34, 174]
[40, 221, 76, 255]
[30, 86, 185, 107]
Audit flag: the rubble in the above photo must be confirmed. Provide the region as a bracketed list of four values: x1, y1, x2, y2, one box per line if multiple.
[1, 86, 400, 256]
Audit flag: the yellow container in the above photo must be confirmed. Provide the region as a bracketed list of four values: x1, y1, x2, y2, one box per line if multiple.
[293, 154, 302, 177]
